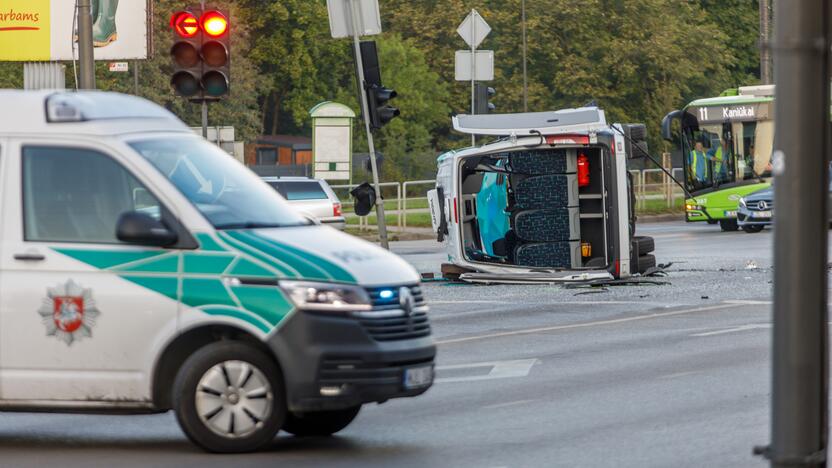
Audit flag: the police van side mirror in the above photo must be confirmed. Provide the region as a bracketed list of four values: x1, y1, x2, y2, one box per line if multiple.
[116, 212, 178, 247]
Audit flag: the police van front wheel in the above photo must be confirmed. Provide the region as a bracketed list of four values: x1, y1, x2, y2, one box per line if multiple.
[283, 406, 362, 437]
[173, 341, 287, 453]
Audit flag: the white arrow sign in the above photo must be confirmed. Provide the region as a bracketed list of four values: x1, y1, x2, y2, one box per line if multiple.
[457, 9, 491, 48]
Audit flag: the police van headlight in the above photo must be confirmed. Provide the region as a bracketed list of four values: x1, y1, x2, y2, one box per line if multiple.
[280, 281, 372, 312]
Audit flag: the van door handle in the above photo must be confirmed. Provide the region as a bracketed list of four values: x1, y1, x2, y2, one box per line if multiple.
[14, 253, 46, 261]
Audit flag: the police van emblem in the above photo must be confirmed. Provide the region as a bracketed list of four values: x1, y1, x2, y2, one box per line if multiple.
[38, 280, 101, 345]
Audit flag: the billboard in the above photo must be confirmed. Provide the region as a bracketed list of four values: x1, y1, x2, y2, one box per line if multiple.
[0, 0, 149, 61]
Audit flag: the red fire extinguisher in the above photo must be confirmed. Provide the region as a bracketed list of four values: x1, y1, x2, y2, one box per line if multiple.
[577, 153, 590, 187]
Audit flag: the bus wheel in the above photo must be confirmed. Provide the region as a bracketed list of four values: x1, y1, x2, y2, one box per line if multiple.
[719, 219, 739, 232]
[742, 225, 764, 233]
[173, 341, 286, 453]
[283, 406, 361, 437]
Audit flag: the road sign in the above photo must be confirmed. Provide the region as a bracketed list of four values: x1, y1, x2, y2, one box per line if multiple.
[457, 9, 491, 48]
[454, 50, 494, 81]
[108, 62, 129, 72]
[326, 0, 382, 38]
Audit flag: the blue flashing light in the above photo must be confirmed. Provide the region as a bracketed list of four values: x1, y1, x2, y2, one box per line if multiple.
[379, 289, 395, 300]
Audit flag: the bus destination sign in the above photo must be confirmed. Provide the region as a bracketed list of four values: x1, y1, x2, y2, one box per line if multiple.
[692, 102, 772, 124]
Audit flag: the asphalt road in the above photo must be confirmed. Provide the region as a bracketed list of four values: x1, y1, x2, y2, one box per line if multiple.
[0, 222, 780, 467]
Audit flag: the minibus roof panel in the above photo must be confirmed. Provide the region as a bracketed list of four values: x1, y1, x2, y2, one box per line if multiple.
[453, 107, 607, 136]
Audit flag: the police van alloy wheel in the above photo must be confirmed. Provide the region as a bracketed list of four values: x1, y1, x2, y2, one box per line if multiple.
[283, 406, 362, 437]
[719, 219, 739, 232]
[173, 341, 286, 453]
[742, 224, 764, 233]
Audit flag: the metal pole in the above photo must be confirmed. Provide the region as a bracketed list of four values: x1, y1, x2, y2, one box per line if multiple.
[522, 0, 528, 112]
[349, 0, 389, 249]
[760, 0, 772, 84]
[201, 101, 208, 139]
[470, 9, 477, 147]
[134, 60, 140, 96]
[77, 0, 95, 89]
[766, 0, 830, 466]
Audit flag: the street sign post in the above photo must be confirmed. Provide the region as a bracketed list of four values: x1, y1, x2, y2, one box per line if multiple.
[457, 9, 491, 146]
[454, 50, 494, 81]
[326, 0, 389, 249]
[326, 0, 382, 38]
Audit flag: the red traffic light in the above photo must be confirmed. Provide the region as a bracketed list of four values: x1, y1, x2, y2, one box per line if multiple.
[171, 11, 199, 38]
[201, 10, 228, 37]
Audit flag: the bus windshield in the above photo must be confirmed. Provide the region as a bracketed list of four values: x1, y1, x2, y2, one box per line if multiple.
[681, 109, 774, 193]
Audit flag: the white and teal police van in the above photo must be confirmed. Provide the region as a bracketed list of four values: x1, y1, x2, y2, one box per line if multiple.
[0, 91, 435, 452]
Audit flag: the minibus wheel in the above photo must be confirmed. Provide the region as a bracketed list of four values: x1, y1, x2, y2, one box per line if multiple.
[173, 341, 286, 453]
[283, 406, 362, 437]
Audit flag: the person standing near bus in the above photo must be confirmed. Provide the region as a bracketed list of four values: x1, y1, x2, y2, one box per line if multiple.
[708, 135, 729, 182]
[688, 140, 709, 183]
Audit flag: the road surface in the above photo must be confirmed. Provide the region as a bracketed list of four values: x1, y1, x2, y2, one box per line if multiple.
[0, 222, 780, 467]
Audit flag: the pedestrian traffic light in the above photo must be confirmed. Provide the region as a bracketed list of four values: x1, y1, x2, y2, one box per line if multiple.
[359, 41, 400, 130]
[170, 7, 231, 99]
[474, 84, 496, 114]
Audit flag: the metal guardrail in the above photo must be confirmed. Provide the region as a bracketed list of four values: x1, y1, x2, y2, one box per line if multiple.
[329, 168, 685, 233]
[402, 179, 435, 229]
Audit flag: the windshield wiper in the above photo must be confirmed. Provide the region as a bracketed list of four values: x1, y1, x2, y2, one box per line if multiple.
[215, 221, 309, 230]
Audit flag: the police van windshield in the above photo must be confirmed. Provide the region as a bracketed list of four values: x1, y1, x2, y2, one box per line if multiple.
[129, 137, 310, 229]
[681, 109, 774, 193]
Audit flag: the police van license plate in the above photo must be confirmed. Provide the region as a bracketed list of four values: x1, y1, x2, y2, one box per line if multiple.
[753, 211, 772, 218]
[404, 366, 433, 389]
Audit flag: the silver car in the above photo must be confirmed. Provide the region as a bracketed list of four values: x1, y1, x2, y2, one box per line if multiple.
[262, 177, 346, 230]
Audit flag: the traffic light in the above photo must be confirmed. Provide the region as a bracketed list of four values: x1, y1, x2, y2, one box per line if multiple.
[474, 83, 496, 114]
[359, 41, 400, 130]
[200, 9, 230, 97]
[170, 7, 231, 99]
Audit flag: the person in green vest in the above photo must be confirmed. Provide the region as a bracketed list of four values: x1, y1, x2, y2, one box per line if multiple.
[688, 140, 709, 183]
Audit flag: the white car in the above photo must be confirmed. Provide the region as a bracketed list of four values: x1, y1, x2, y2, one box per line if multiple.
[429, 107, 655, 282]
[262, 177, 346, 230]
[0, 90, 434, 453]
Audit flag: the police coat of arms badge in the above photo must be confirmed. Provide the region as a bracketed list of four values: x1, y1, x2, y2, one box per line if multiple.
[38, 279, 101, 345]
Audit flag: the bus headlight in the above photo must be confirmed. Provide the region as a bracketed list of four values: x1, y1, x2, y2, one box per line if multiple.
[686, 204, 703, 212]
[280, 281, 372, 312]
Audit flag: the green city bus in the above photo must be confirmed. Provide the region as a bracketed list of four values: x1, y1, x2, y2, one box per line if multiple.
[661, 85, 773, 231]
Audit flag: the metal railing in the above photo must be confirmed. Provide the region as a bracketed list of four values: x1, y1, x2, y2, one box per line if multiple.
[330, 168, 686, 234]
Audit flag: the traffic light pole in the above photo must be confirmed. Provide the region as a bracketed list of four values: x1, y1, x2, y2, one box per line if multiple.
[77, 0, 96, 89]
[202, 100, 208, 139]
[348, 0, 389, 249]
[762, 1, 830, 466]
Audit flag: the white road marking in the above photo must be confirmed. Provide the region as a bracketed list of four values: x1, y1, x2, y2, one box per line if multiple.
[482, 399, 537, 410]
[437, 303, 748, 345]
[658, 371, 702, 380]
[723, 300, 773, 305]
[435, 359, 537, 383]
[691, 323, 771, 337]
